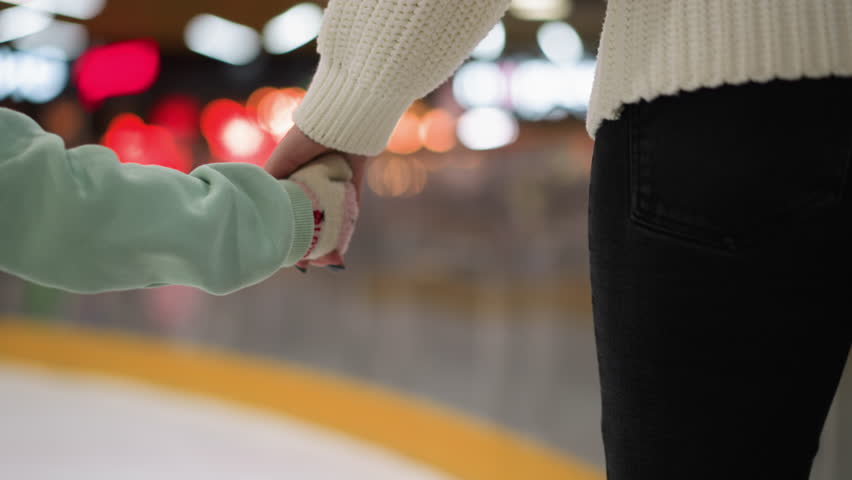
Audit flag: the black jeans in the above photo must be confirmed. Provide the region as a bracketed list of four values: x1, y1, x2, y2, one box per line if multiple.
[589, 77, 852, 479]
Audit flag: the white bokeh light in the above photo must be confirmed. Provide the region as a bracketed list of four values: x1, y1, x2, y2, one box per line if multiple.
[457, 107, 518, 151]
[452, 61, 508, 108]
[510, 59, 562, 120]
[556, 59, 596, 111]
[223, 118, 264, 157]
[509, 58, 595, 119]
[15, 20, 89, 59]
[185, 14, 261, 65]
[537, 21, 583, 65]
[2, 0, 106, 20]
[471, 21, 505, 61]
[0, 7, 53, 44]
[263, 2, 324, 55]
[510, 0, 571, 20]
[0, 49, 15, 100]
[0, 47, 69, 104]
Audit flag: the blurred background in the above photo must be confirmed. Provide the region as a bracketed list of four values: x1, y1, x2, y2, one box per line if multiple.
[0, 0, 849, 479]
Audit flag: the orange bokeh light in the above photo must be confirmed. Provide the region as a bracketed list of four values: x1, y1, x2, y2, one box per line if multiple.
[246, 86, 306, 140]
[256, 87, 306, 140]
[246, 87, 278, 113]
[419, 108, 457, 153]
[387, 111, 423, 155]
[368, 155, 428, 197]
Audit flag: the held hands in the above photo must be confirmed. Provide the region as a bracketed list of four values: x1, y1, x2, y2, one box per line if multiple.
[266, 126, 370, 271]
[288, 153, 358, 272]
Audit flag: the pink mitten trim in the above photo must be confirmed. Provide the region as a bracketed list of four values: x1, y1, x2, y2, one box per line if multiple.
[335, 183, 359, 257]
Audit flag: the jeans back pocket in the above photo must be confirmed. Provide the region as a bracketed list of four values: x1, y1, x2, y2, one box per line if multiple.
[626, 79, 852, 254]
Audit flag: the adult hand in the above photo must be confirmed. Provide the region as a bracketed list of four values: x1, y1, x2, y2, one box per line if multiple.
[265, 126, 369, 202]
[265, 126, 370, 269]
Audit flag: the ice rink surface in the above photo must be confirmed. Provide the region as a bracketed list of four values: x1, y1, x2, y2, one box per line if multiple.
[0, 363, 453, 480]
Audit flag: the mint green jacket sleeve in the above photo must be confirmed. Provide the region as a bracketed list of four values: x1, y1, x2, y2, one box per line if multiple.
[0, 108, 315, 295]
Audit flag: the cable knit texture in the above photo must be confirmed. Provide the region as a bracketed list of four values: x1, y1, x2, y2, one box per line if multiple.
[588, 0, 852, 138]
[294, 0, 511, 156]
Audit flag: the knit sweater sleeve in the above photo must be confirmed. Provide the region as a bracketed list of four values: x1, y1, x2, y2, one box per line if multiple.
[293, 0, 511, 156]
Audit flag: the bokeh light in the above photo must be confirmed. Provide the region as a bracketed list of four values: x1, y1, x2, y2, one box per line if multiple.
[223, 119, 266, 157]
[457, 107, 518, 151]
[74, 39, 160, 110]
[471, 21, 505, 61]
[419, 108, 457, 153]
[368, 156, 428, 197]
[255, 87, 306, 140]
[0, 7, 53, 44]
[452, 61, 508, 109]
[556, 59, 596, 111]
[263, 3, 324, 55]
[0, 46, 69, 104]
[537, 21, 583, 65]
[387, 110, 423, 155]
[246, 87, 278, 113]
[185, 14, 261, 65]
[510, 59, 562, 120]
[14, 19, 89, 60]
[101, 113, 192, 173]
[3, 0, 106, 20]
[509, 0, 572, 20]
[201, 99, 276, 165]
[149, 95, 201, 141]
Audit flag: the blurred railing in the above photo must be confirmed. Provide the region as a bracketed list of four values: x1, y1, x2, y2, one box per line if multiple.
[0, 266, 603, 463]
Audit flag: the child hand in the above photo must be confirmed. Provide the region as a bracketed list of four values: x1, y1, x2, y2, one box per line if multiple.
[287, 152, 359, 272]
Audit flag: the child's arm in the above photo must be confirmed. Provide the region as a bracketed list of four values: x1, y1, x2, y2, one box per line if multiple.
[0, 107, 315, 295]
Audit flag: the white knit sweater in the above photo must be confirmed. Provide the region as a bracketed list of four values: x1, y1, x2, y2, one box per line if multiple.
[587, 0, 852, 138]
[294, 0, 852, 155]
[293, 0, 511, 157]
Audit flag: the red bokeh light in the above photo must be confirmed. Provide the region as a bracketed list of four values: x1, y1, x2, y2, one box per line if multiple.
[149, 95, 200, 141]
[101, 113, 192, 173]
[74, 39, 160, 110]
[201, 99, 276, 166]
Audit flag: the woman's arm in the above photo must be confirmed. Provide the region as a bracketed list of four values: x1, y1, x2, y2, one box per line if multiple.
[292, 0, 512, 157]
[0, 108, 314, 295]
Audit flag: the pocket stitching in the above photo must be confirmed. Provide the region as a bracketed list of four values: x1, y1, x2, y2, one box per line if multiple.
[626, 102, 851, 254]
[626, 101, 740, 253]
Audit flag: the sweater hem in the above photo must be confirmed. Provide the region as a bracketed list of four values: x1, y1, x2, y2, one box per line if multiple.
[587, 70, 852, 139]
[587, 0, 852, 138]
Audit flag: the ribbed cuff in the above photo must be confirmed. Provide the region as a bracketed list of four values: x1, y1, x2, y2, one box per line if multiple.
[293, 59, 415, 157]
[278, 179, 315, 266]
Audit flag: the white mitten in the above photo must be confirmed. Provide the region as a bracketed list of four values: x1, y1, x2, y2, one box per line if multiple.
[288, 153, 359, 271]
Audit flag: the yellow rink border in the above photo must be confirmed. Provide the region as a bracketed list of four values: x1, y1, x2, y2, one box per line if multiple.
[0, 319, 603, 480]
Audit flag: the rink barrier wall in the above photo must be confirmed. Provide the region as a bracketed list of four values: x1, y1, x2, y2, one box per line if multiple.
[0, 318, 603, 480]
